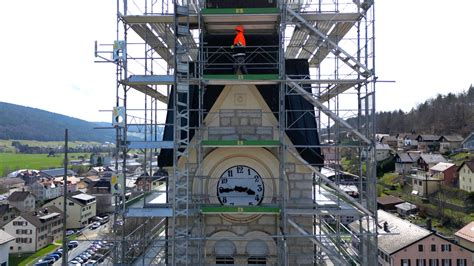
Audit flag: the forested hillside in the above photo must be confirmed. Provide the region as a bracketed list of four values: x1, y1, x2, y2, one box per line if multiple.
[376, 86, 474, 136]
[0, 102, 114, 142]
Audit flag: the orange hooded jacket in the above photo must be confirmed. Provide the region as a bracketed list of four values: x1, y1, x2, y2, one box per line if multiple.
[233, 25, 246, 47]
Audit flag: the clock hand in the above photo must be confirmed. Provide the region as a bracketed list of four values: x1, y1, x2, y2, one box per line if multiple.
[219, 187, 234, 193]
[234, 186, 256, 195]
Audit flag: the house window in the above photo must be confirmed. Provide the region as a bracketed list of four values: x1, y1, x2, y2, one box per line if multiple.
[216, 257, 234, 265]
[416, 259, 426, 266]
[441, 259, 452, 266]
[402, 259, 411, 266]
[456, 259, 467, 266]
[441, 244, 451, 252]
[69, 202, 74, 206]
[429, 259, 439, 266]
[248, 257, 266, 264]
[418, 244, 424, 251]
[431, 244, 436, 251]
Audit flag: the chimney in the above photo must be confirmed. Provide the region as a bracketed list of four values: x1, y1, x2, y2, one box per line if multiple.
[426, 218, 432, 231]
[383, 221, 389, 232]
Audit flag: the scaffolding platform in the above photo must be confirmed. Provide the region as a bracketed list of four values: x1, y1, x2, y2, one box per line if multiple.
[201, 140, 279, 147]
[203, 74, 279, 85]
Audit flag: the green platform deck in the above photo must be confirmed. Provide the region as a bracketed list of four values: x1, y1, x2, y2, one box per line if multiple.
[202, 8, 279, 15]
[201, 140, 280, 147]
[201, 205, 281, 214]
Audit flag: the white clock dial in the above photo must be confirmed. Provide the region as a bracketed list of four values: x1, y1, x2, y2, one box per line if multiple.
[217, 165, 264, 206]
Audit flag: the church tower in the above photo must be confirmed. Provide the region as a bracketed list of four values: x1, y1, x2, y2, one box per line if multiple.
[99, 0, 378, 265]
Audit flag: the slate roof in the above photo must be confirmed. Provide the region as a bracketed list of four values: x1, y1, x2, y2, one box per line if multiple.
[7, 191, 33, 202]
[440, 135, 464, 142]
[0, 178, 25, 186]
[40, 168, 76, 177]
[377, 195, 404, 206]
[348, 210, 432, 255]
[0, 204, 10, 216]
[381, 136, 397, 142]
[419, 154, 447, 164]
[21, 205, 63, 229]
[455, 221, 474, 243]
[417, 135, 440, 142]
[458, 160, 474, 172]
[395, 152, 419, 163]
[376, 143, 392, 150]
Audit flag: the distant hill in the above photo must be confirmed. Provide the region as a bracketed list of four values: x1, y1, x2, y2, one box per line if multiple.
[0, 102, 115, 142]
[329, 86, 474, 139]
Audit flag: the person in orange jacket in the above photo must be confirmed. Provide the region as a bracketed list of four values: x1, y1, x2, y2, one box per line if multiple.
[231, 25, 248, 74]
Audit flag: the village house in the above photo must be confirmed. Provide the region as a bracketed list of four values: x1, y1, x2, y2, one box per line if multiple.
[0, 204, 20, 227]
[394, 152, 420, 175]
[396, 133, 417, 150]
[7, 191, 35, 212]
[395, 202, 418, 217]
[439, 135, 464, 153]
[380, 135, 398, 149]
[0, 230, 14, 266]
[458, 160, 474, 192]
[411, 174, 443, 197]
[462, 132, 474, 151]
[0, 178, 25, 192]
[53, 176, 79, 193]
[39, 168, 76, 178]
[27, 178, 63, 202]
[429, 162, 457, 186]
[2, 206, 63, 253]
[377, 195, 404, 211]
[417, 153, 447, 172]
[376, 143, 393, 162]
[454, 221, 474, 263]
[134, 172, 166, 192]
[88, 179, 114, 214]
[349, 210, 472, 266]
[43, 191, 96, 229]
[416, 134, 441, 152]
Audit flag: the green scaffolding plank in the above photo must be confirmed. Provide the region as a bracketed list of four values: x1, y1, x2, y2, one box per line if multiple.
[203, 74, 279, 80]
[202, 140, 279, 147]
[201, 205, 280, 214]
[202, 8, 279, 15]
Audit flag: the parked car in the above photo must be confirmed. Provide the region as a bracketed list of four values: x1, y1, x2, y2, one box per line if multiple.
[68, 261, 81, 266]
[84, 260, 98, 266]
[45, 254, 60, 261]
[69, 240, 79, 247]
[34, 258, 54, 266]
[66, 229, 75, 236]
[89, 222, 101, 230]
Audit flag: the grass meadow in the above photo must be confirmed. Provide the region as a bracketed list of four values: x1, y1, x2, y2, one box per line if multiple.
[0, 152, 88, 176]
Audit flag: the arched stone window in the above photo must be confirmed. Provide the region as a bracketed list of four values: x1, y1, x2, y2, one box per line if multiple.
[246, 239, 268, 264]
[215, 239, 236, 265]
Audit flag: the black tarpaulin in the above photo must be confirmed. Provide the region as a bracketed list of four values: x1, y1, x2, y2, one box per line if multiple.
[158, 60, 323, 167]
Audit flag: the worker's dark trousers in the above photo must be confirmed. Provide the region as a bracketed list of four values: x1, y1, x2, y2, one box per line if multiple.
[233, 54, 248, 74]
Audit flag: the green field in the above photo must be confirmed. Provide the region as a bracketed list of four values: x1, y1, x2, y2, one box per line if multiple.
[0, 153, 89, 176]
[0, 139, 100, 153]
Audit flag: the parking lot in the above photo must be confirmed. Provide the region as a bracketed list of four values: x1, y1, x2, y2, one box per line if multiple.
[34, 215, 113, 266]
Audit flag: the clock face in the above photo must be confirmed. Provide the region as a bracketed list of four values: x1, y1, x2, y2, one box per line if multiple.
[217, 165, 264, 206]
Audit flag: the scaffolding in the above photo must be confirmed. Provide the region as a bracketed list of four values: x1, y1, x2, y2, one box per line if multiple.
[95, 0, 378, 264]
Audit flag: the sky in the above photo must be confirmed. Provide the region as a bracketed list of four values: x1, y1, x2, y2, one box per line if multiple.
[0, 0, 473, 123]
